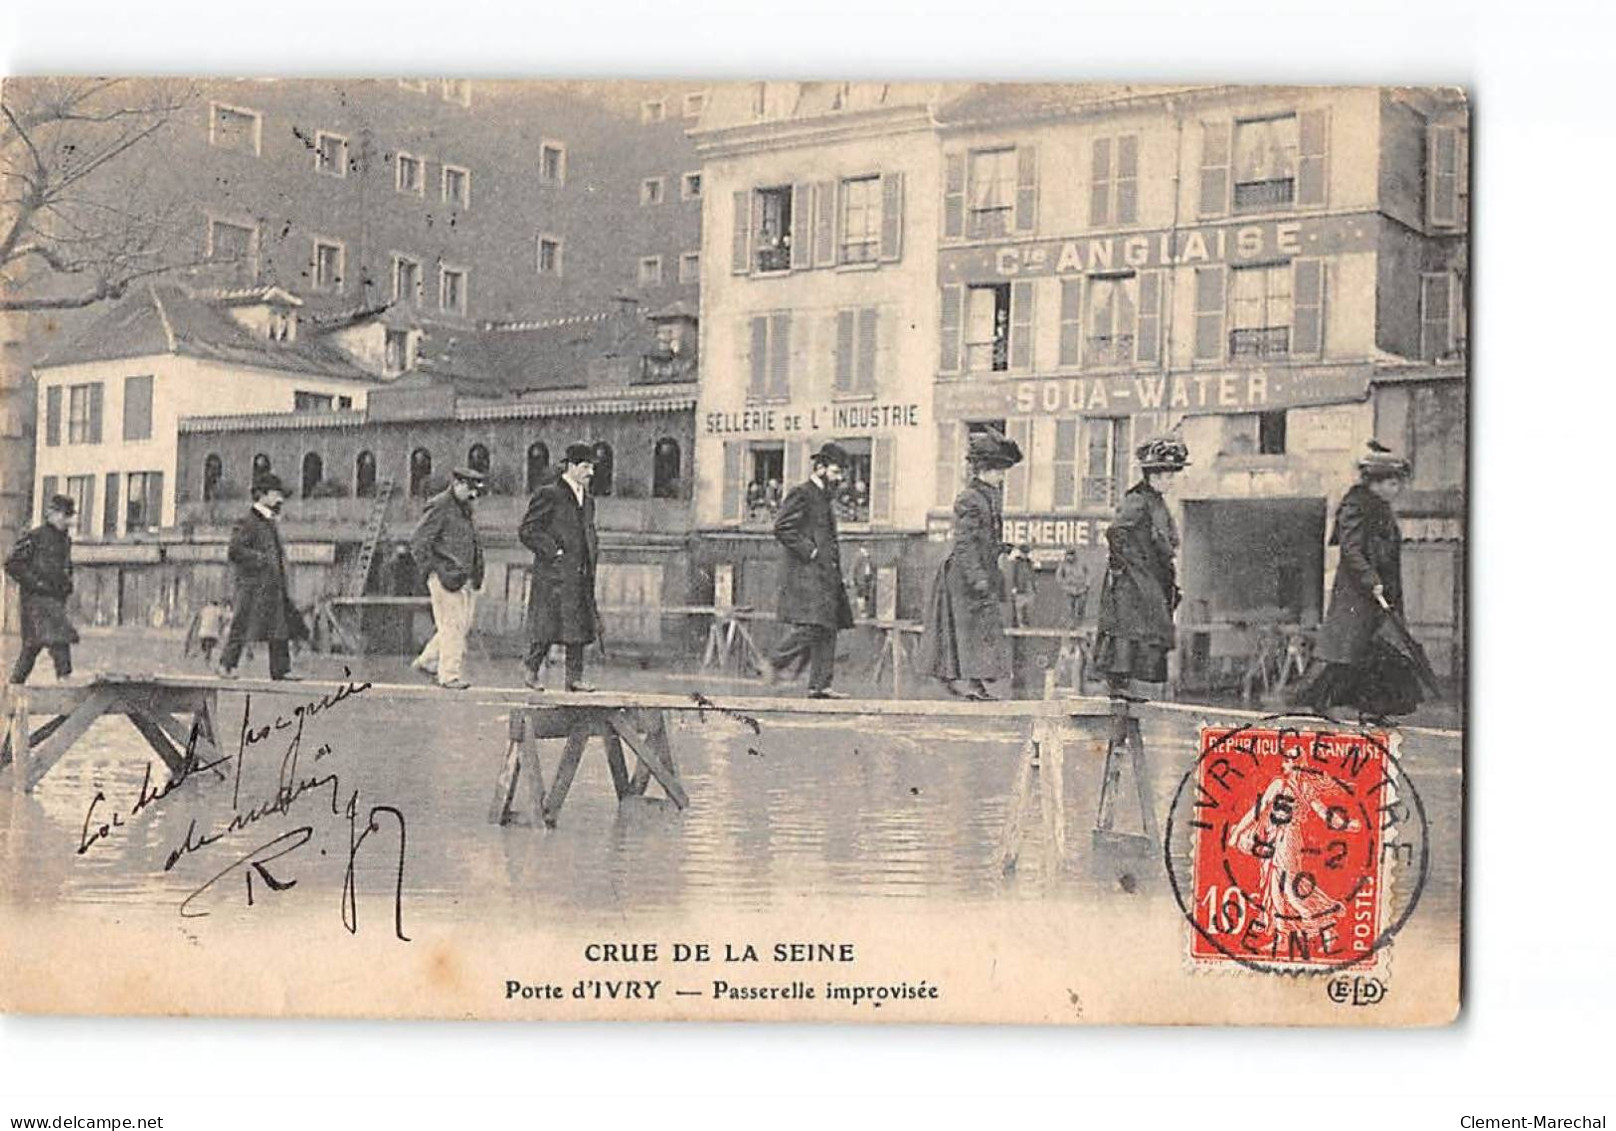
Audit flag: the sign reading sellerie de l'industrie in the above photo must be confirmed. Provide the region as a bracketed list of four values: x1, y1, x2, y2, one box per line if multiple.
[703, 401, 925, 436]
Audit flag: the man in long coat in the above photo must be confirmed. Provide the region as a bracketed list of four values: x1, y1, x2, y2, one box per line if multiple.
[520, 443, 599, 691]
[219, 473, 305, 681]
[410, 466, 486, 690]
[5, 493, 79, 685]
[764, 442, 854, 699]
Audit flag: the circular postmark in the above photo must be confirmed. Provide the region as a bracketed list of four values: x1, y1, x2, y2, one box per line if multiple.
[1163, 713, 1430, 976]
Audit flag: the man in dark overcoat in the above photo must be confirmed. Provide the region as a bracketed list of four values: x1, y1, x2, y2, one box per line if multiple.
[218, 474, 305, 681]
[410, 466, 486, 690]
[520, 443, 600, 691]
[764, 442, 854, 699]
[6, 493, 80, 685]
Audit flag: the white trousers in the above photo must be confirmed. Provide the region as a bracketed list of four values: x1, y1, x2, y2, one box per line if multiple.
[417, 574, 477, 684]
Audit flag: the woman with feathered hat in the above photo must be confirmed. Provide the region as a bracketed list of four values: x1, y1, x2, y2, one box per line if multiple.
[1092, 434, 1190, 700]
[922, 426, 1023, 700]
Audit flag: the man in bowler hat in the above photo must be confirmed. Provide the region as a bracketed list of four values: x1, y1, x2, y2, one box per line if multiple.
[5, 493, 80, 685]
[410, 466, 487, 690]
[520, 443, 600, 691]
[218, 473, 305, 680]
[764, 442, 855, 699]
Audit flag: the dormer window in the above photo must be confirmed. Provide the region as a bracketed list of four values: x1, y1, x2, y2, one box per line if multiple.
[385, 329, 414, 375]
[268, 309, 298, 342]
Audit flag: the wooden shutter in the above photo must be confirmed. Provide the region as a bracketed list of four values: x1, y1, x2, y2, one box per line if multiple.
[1004, 419, 1032, 510]
[1090, 137, 1112, 227]
[790, 183, 812, 270]
[1014, 145, 1038, 233]
[935, 421, 959, 508]
[1199, 121, 1232, 217]
[1116, 134, 1139, 224]
[103, 473, 119, 537]
[1427, 125, 1461, 228]
[856, 308, 879, 394]
[1053, 418, 1078, 510]
[784, 439, 806, 487]
[1420, 272, 1453, 362]
[939, 284, 963, 373]
[1194, 265, 1226, 362]
[45, 385, 61, 447]
[747, 315, 768, 397]
[124, 375, 153, 441]
[834, 309, 856, 393]
[1297, 108, 1329, 208]
[731, 190, 750, 273]
[768, 312, 792, 398]
[1135, 269, 1163, 365]
[41, 476, 58, 521]
[721, 441, 743, 523]
[88, 383, 104, 444]
[870, 436, 894, 525]
[1059, 278, 1083, 366]
[1292, 259, 1325, 356]
[149, 472, 165, 529]
[879, 171, 904, 262]
[1009, 280, 1035, 371]
[814, 181, 837, 266]
[943, 152, 966, 241]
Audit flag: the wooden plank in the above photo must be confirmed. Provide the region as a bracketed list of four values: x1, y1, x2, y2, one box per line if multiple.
[29, 714, 70, 747]
[1128, 717, 1160, 847]
[541, 726, 591, 828]
[602, 731, 631, 800]
[25, 687, 121, 791]
[606, 711, 688, 809]
[997, 728, 1038, 875]
[123, 707, 188, 776]
[1038, 720, 1068, 867]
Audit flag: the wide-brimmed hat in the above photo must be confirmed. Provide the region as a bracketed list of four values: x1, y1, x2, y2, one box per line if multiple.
[1136, 435, 1191, 472]
[810, 442, 850, 469]
[966, 427, 1024, 470]
[1357, 440, 1411, 480]
[251, 472, 288, 498]
[562, 443, 595, 466]
[46, 493, 76, 517]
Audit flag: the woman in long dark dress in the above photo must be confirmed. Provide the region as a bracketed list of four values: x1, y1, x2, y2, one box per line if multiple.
[922, 428, 1023, 700]
[1091, 435, 1190, 700]
[1291, 443, 1421, 720]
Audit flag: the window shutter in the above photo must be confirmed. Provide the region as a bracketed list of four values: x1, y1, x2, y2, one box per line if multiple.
[1427, 125, 1460, 228]
[939, 284, 963, 373]
[943, 152, 966, 241]
[1053, 418, 1078, 510]
[124, 375, 153, 441]
[1014, 146, 1038, 233]
[731, 190, 751, 274]
[88, 383, 104, 444]
[1135, 269, 1163, 365]
[834, 309, 856, 393]
[1116, 134, 1139, 224]
[871, 436, 894, 525]
[856, 307, 879, 394]
[721, 442, 742, 523]
[1297, 108, 1329, 208]
[1004, 419, 1032, 511]
[103, 473, 119, 537]
[1059, 278, 1083, 366]
[1199, 121, 1231, 217]
[1009, 280, 1035, 371]
[879, 171, 904, 262]
[784, 440, 805, 486]
[814, 181, 837, 266]
[82, 476, 95, 536]
[768, 312, 792, 398]
[1089, 137, 1112, 227]
[790, 183, 812, 270]
[1194, 265, 1226, 362]
[1292, 258, 1325, 356]
[935, 422, 957, 509]
[1420, 272, 1453, 362]
[45, 385, 61, 447]
[149, 472, 165, 529]
[41, 476, 58, 521]
[746, 315, 768, 397]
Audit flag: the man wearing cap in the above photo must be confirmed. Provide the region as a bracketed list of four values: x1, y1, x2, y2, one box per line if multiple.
[5, 493, 80, 685]
[764, 442, 855, 699]
[410, 467, 487, 690]
[218, 473, 305, 681]
[520, 443, 600, 692]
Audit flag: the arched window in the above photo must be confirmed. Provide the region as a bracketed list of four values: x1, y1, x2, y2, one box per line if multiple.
[467, 442, 491, 476]
[355, 450, 377, 498]
[591, 441, 614, 497]
[526, 441, 550, 493]
[409, 448, 433, 497]
[652, 438, 681, 499]
[252, 453, 272, 479]
[203, 454, 224, 502]
[301, 452, 324, 498]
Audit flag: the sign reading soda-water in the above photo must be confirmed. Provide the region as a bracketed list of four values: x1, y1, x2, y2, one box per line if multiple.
[936, 365, 1371, 419]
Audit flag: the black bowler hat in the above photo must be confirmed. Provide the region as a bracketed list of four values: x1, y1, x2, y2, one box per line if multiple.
[563, 443, 595, 466]
[251, 473, 288, 498]
[46, 493, 76, 517]
[811, 442, 850, 469]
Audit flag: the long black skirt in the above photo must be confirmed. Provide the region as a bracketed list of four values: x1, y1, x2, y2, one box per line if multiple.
[1290, 638, 1423, 720]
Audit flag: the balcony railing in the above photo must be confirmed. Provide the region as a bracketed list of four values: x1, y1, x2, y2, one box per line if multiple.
[840, 239, 879, 265]
[1081, 476, 1122, 508]
[1233, 177, 1296, 212]
[1229, 326, 1291, 360]
[639, 353, 697, 384]
[967, 207, 1011, 239]
[1085, 334, 1136, 368]
[965, 338, 1009, 373]
[754, 240, 791, 273]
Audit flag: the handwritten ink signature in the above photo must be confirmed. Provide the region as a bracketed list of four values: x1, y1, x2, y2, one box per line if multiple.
[78, 725, 232, 855]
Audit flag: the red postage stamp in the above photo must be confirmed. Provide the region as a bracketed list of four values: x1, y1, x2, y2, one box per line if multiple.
[1183, 726, 1397, 970]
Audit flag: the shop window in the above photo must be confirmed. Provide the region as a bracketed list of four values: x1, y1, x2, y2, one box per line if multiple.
[203, 453, 224, 502]
[1229, 263, 1293, 359]
[840, 175, 881, 264]
[591, 442, 614, 497]
[1233, 115, 1299, 212]
[832, 438, 873, 525]
[526, 442, 550, 492]
[965, 284, 1011, 372]
[355, 451, 377, 498]
[409, 448, 433, 497]
[967, 147, 1017, 238]
[652, 438, 681, 499]
[301, 452, 323, 498]
[753, 186, 793, 272]
[467, 443, 491, 476]
[744, 444, 786, 524]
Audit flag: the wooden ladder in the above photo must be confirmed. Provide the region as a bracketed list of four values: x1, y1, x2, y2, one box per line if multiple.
[345, 477, 396, 598]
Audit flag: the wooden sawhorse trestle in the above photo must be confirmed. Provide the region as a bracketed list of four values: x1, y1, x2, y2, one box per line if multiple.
[490, 705, 688, 829]
[1093, 699, 1159, 853]
[1, 681, 227, 793]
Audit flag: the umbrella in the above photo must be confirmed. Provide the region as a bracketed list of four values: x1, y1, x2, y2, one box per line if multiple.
[1373, 594, 1442, 697]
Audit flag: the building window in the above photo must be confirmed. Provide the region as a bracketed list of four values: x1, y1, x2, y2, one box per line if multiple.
[539, 142, 566, 185]
[315, 131, 349, 177]
[122, 374, 153, 441]
[745, 445, 786, 523]
[295, 391, 336, 412]
[1090, 135, 1139, 227]
[681, 172, 702, 200]
[965, 284, 1011, 372]
[537, 235, 563, 276]
[392, 254, 422, 304]
[440, 265, 468, 315]
[66, 382, 102, 444]
[208, 103, 261, 155]
[313, 239, 344, 291]
[839, 175, 881, 264]
[833, 438, 873, 525]
[442, 164, 470, 209]
[679, 252, 701, 284]
[652, 438, 681, 499]
[397, 152, 424, 195]
[1084, 276, 1138, 368]
[301, 452, 324, 498]
[526, 442, 550, 492]
[746, 312, 792, 401]
[64, 475, 94, 537]
[1081, 418, 1129, 508]
[638, 256, 663, 287]
[206, 217, 257, 274]
[683, 91, 707, 118]
[125, 471, 163, 532]
[642, 99, 666, 123]
[1421, 272, 1458, 361]
[591, 442, 614, 497]
[753, 186, 793, 272]
[355, 451, 377, 498]
[1229, 263, 1293, 359]
[203, 454, 224, 502]
[441, 79, 471, 107]
[252, 454, 272, 479]
[409, 448, 433, 497]
[467, 443, 491, 476]
[1220, 411, 1288, 456]
[967, 147, 1017, 238]
[385, 329, 412, 374]
[1233, 115, 1299, 212]
[641, 177, 665, 206]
